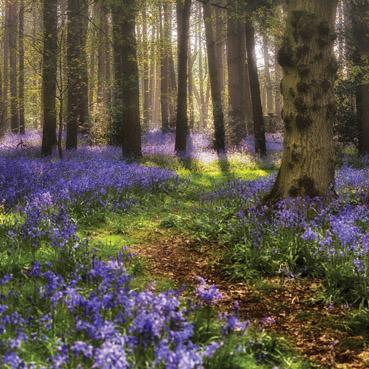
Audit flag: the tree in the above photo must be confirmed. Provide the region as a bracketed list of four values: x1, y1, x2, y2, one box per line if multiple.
[66, 0, 89, 150]
[41, 0, 58, 156]
[111, 0, 142, 158]
[227, 4, 247, 146]
[18, 0, 25, 134]
[159, 3, 170, 132]
[8, 0, 19, 133]
[351, 0, 369, 155]
[245, 19, 266, 156]
[203, 2, 226, 152]
[175, 0, 191, 153]
[267, 0, 337, 200]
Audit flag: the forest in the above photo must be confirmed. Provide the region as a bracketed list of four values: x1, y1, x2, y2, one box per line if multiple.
[1, 0, 369, 368]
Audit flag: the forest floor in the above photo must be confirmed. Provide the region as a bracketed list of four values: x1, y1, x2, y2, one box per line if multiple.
[80, 157, 369, 369]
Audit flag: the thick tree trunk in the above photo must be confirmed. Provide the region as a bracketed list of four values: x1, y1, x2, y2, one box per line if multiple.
[18, 0, 25, 134]
[114, 0, 142, 158]
[41, 0, 58, 156]
[8, 0, 19, 133]
[203, 3, 225, 152]
[175, 0, 191, 153]
[66, 0, 89, 149]
[267, 0, 337, 200]
[227, 10, 247, 146]
[351, 0, 369, 154]
[245, 21, 266, 156]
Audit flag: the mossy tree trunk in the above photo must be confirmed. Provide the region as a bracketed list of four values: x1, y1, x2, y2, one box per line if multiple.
[267, 0, 337, 200]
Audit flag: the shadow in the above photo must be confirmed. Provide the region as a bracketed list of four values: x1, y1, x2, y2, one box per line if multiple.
[176, 134, 198, 172]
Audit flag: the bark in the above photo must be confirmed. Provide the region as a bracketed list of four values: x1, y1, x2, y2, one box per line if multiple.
[203, 2, 226, 152]
[215, 7, 225, 97]
[112, 0, 142, 158]
[18, 0, 25, 134]
[351, 0, 369, 154]
[41, 0, 58, 156]
[163, 3, 177, 127]
[160, 3, 170, 132]
[111, 4, 124, 145]
[3, 3, 9, 131]
[267, 0, 337, 200]
[66, 0, 89, 149]
[274, 44, 283, 119]
[262, 34, 274, 115]
[142, 3, 151, 129]
[8, 0, 19, 133]
[175, 0, 191, 153]
[227, 9, 247, 146]
[245, 20, 266, 156]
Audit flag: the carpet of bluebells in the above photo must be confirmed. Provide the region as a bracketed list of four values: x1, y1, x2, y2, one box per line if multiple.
[0, 132, 297, 369]
[198, 162, 369, 305]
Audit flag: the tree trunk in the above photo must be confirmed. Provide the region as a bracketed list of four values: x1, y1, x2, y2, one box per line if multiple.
[267, 0, 337, 200]
[163, 3, 177, 127]
[113, 0, 142, 158]
[160, 3, 170, 132]
[227, 9, 247, 146]
[142, 3, 151, 130]
[66, 0, 89, 149]
[245, 20, 266, 156]
[262, 33, 274, 115]
[41, 0, 58, 156]
[8, 0, 19, 133]
[3, 3, 9, 131]
[18, 0, 25, 134]
[203, 2, 226, 152]
[351, 0, 369, 155]
[175, 0, 191, 153]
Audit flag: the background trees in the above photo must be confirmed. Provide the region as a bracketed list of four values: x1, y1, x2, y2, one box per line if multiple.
[0, 0, 367, 172]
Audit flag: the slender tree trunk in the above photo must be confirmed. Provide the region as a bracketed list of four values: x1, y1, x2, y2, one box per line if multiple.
[175, 0, 191, 153]
[351, 0, 369, 154]
[142, 3, 151, 130]
[245, 20, 266, 156]
[8, 0, 19, 133]
[227, 9, 247, 146]
[160, 3, 170, 132]
[41, 0, 58, 156]
[18, 0, 25, 134]
[274, 44, 283, 119]
[197, 2, 206, 128]
[188, 44, 195, 130]
[203, 3, 225, 152]
[164, 2, 177, 127]
[3, 3, 9, 131]
[262, 34, 274, 115]
[267, 0, 337, 200]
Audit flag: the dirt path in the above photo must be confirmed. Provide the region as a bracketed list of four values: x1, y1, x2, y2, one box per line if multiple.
[132, 232, 369, 369]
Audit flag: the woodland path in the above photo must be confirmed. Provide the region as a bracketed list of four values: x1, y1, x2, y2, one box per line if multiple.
[132, 231, 369, 369]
